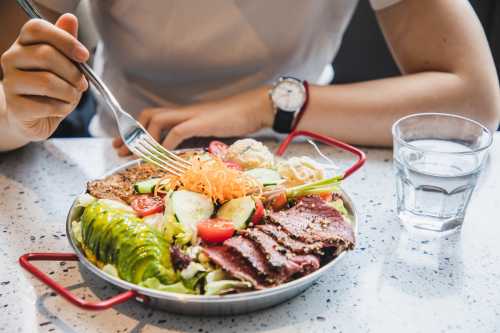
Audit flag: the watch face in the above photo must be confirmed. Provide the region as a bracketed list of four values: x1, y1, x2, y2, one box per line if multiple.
[271, 78, 306, 112]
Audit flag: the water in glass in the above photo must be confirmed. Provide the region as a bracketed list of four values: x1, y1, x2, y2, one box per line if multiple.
[395, 139, 481, 232]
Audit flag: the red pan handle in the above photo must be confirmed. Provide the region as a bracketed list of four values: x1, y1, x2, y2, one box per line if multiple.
[19, 252, 143, 310]
[276, 130, 366, 179]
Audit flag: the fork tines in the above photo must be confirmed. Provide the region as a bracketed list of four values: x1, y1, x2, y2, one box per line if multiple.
[129, 133, 191, 177]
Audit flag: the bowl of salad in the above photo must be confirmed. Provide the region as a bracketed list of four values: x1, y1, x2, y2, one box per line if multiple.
[20, 131, 365, 315]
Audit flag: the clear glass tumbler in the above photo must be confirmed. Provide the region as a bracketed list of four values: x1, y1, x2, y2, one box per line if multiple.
[392, 113, 492, 233]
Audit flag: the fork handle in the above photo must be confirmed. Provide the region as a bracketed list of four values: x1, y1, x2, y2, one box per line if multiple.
[16, 0, 124, 116]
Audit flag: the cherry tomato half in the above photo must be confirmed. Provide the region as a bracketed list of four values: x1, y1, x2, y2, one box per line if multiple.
[224, 161, 243, 171]
[208, 141, 229, 158]
[131, 195, 164, 217]
[251, 198, 265, 225]
[197, 218, 235, 243]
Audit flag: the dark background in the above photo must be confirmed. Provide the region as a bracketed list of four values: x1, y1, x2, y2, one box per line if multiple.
[334, 0, 500, 83]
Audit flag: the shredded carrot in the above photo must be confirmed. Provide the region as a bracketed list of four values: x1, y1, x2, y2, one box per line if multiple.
[178, 156, 261, 203]
[149, 155, 262, 203]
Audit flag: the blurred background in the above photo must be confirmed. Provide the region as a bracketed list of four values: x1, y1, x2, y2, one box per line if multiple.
[1, 0, 499, 137]
[334, 0, 499, 83]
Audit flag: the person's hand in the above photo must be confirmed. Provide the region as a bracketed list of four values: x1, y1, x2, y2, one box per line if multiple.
[0, 14, 89, 141]
[113, 86, 274, 156]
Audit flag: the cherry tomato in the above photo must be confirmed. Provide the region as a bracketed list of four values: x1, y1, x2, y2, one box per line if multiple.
[224, 161, 243, 171]
[251, 198, 265, 225]
[131, 195, 164, 217]
[270, 192, 288, 211]
[197, 218, 235, 243]
[208, 141, 229, 157]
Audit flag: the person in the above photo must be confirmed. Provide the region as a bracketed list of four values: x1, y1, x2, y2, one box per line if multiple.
[0, 0, 499, 154]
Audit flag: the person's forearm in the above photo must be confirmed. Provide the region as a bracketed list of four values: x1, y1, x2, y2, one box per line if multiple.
[299, 71, 500, 147]
[0, 82, 31, 152]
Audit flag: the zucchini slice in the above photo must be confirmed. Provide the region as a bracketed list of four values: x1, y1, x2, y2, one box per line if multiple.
[245, 168, 283, 186]
[170, 190, 214, 232]
[216, 196, 255, 230]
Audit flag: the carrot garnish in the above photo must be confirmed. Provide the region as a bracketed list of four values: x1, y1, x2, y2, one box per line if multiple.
[178, 156, 261, 204]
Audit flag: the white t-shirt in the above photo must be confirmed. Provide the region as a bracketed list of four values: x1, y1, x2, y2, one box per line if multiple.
[36, 0, 402, 136]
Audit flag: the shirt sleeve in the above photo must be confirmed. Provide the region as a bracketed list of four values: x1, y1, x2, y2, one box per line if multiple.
[369, 0, 403, 11]
[34, 0, 80, 13]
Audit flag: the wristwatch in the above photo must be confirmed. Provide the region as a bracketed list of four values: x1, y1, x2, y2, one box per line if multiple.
[270, 76, 308, 134]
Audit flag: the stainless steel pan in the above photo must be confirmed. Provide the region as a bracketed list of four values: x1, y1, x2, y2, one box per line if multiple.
[19, 131, 366, 315]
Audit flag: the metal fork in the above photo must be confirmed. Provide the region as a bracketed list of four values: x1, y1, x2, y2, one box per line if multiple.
[16, 0, 191, 176]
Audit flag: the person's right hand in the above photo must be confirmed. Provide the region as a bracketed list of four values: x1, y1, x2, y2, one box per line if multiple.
[0, 14, 89, 141]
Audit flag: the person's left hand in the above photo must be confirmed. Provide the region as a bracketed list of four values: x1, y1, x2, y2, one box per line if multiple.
[112, 86, 274, 156]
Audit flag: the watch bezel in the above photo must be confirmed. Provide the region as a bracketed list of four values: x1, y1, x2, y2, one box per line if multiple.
[270, 77, 307, 112]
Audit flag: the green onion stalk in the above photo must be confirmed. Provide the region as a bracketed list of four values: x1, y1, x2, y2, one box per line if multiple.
[263, 175, 343, 200]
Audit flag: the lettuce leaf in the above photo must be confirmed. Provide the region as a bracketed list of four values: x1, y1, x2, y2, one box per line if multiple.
[204, 280, 252, 296]
[140, 277, 197, 294]
[182, 271, 206, 292]
[102, 264, 119, 277]
[97, 198, 135, 213]
[143, 213, 164, 231]
[181, 262, 207, 280]
[71, 220, 83, 244]
[205, 269, 229, 283]
[75, 193, 96, 208]
[203, 269, 252, 295]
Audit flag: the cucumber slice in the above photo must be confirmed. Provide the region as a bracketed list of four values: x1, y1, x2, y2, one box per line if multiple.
[245, 168, 283, 186]
[134, 178, 160, 194]
[170, 190, 214, 232]
[216, 196, 255, 230]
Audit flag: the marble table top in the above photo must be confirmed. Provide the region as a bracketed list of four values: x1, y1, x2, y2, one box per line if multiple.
[0, 136, 499, 333]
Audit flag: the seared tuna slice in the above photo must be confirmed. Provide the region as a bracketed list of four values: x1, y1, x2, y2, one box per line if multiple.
[240, 229, 303, 283]
[256, 224, 324, 255]
[224, 236, 271, 276]
[241, 229, 297, 271]
[224, 235, 311, 284]
[290, 255, 320, 274]
[202, 246, 269, 289]
[266, 196, 355, 250]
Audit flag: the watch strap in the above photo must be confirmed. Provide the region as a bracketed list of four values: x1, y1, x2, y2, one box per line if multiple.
[272, 109, 296, 134]
[291, 80, 309, 131]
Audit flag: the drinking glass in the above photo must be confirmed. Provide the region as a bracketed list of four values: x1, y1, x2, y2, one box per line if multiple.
[392, 113, 492, 233]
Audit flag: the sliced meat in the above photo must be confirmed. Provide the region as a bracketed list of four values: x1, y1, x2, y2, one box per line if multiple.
[224, 236, 270, 276]
[170, 245, 191, 271]
[256, 224, 323, 255]
[87, 163, 167, 203]
[241, 229, 302, 281]
[224, 236, 302, 284]
[290, 255, 320, 274]
[266, 196, 355, 250]
[241, 229, 289, 269]
[202, 246, 269, 289]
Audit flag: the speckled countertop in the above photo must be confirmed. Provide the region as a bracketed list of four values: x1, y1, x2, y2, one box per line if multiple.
[1, 136, 499, 333]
